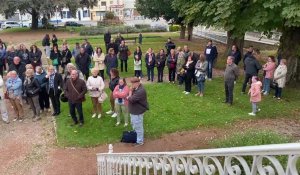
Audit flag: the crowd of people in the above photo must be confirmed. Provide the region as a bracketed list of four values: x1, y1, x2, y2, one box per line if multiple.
[0, 32, 288, 146]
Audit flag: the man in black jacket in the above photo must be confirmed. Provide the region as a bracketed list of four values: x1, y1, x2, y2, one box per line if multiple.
[128, 77, 148, 146]
[9, 56, 26, 82]
[82, 39, 93, 57]
[75, 48, 91, 80]
[165, 38, 176, 56]
[104, 30, 111, 53]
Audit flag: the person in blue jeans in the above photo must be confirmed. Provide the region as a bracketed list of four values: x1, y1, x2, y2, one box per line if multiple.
[145, 48, 155, 82]
[127, 77, 149, 146]
[204, 40, 218, 80]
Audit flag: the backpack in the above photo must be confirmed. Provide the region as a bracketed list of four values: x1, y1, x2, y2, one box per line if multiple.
[121, 131, 137, 143]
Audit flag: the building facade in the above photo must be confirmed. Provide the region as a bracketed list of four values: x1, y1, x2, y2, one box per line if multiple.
[91, 0, 125, 21]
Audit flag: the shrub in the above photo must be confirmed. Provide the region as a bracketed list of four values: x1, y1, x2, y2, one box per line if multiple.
[135, 24, 151, 29]
[169, 25, 180, 32]
[105, 12, 115, 20]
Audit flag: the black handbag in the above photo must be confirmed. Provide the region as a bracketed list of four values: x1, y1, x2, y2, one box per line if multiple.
[60, 93, 68, 102]
[121, 131, 137, 143]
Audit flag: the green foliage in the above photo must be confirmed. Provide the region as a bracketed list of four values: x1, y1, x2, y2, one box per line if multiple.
[135, 24, 151, 29]
[212, 130, 291, 148]
[105, 11, 115, 20]
[169, 25, 181, 32]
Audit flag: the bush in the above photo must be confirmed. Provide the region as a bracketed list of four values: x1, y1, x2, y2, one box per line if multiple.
[212, 130, 291, 148]
[135, 24, 151, 29]
[169, 25, 180, 32]
[105, 12, 115, 20]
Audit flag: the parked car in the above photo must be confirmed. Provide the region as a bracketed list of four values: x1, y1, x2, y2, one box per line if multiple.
[65, 21, 83, 27]
[1, 21, 20, 29]
[19, 20, 31, 27]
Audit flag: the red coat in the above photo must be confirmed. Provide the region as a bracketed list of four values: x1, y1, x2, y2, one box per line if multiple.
[249, 81, 262, 103]
[113, 85, 129, 105]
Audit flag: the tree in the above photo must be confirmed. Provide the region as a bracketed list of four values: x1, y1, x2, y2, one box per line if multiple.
[135, 0, 186, 39]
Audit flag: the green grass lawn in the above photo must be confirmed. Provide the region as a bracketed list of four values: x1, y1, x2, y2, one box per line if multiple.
[56, 77, 300, 147]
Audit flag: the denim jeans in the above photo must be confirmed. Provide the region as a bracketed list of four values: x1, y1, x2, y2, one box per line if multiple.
[197, 80, 205, 93]
[252, 102, 258, 113]
[263, 78, 271, 93]
[147, 67, 154, 81]
[207, 61, 213, 79]
[275, 86, 282, 98]
[130, 114, 144, 144]
[69, 102, 84, 124]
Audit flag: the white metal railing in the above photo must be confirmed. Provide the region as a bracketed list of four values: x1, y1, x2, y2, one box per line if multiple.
[97, 143, 300, 175]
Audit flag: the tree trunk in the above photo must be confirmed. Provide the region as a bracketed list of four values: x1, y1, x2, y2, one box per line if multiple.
[226, 30, 245, 57]
[179, 24, 186, 39]
[278, 27, 300, 86]
[31, 9, 39, 30]
[187, 22, 194, 41]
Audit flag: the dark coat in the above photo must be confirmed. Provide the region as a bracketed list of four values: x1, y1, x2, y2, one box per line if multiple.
[6, 51, 18, 66]
[43, 73, 63, 96]
[9, 62, 26, 82]
[165, 41, 176, 56]
[24, 77, 40, 97]
[183, 61, 196, 77]
[82, 43, 93, 56]
[167, 54, 177, 69]
[52, 37, 58, 46]
[115, 36, 124, 46]
[134, 51, 142, 61]
[104, 54, 118, 71]
[104, 32, 111, 44]
[155, 53, 166, 68]
[145, 53, 156, 69]
[204, 45, 218, 62]
[128, 84, 148, 115]
[107, 42, 119, 55]
[50, 50, 62, 66]
[29, 49, 42, 67]
[19, 49, 30, 64]
[118, 45, 129, 60]
[64, 78, 87, 103]
[75, 53, 91, 74]
[229, 50, 242, 65]
[244, 55, 262, 76]
[61, 48, 72, 66]
[109, 76, 119, 91]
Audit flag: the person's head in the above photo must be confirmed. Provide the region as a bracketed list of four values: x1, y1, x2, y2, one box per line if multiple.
[280, 59, 287, 65]
[83, 39, 88, 44]
[248, 46, 254, 52]
[232, 45, 238, 52]
[119, 78, 127, 86]
[62, 44, 68, 51]
[25, 69, 34, 78]
[199, 54, 206, 62]
[148, 48, 153, 54]
[159, 49, 165, 55]
[170, 49, 175, 55]
[20, 44, 25, 50]
[53, 45, 58, 52]
[91, 68, 99, 76]
[80, 47, 85, 54]
[96, 47, 102, 54]
[45, 34, 50, 39]
[30, 45, 37, 52]
[108, 48, 115, 55]
[48, 65, 55, 74]
[183, 45, 189, 52]
[177, 46, 182, 52]
[8, 45, 15, 52]
[13, 56, 21, 65]
[110, 68, 119, 78]
[52, 34, 56, 38]
[110, 38, 114, 43]
[167, 37, 171, 42]
[117, 33, 121, 37]
[121, 40, 125, 46]
[188, 52, 193, 61]
[35, 66, 42, 74]
[252, 76, 259, 83]
[136, 46, 141, 52]
[208, 40, 212, 46]
[268, 56, 275, 63]
[75, 42, 80, 48]
[227, 56, 234, 65]
[130, 77, 141, 89]
[71, 70, 79, 80]
[66, 63, 76, 73]
[25, 64, 33, 70]
[10, 71, 17, 79]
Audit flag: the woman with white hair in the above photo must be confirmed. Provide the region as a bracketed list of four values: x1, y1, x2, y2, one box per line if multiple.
[86, 68, 105, 118]
[64, 63, 84, 84]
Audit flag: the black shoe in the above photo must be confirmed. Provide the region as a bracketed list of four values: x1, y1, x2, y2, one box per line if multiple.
[147, 79, 150, 81]
[56, 112, 61, 116]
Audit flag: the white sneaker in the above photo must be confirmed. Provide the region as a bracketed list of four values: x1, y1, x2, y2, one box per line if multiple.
[92, 113, 96, 118]
[115, 122, 120, 126]
[185, 92, 190, 95]
[124, 123, 128, 127]
[248, 112, 256, 116]
[13, 118, 17, 122]
[98, 114, 102, 118]
[111, 113, 117, 118]
[106, 110, 113, 115]
[182, 91, 186, 93]
[257, 108, 261, 112]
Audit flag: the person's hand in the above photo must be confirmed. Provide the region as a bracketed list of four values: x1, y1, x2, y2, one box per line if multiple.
[58, 86, 61, 90]
[234, 81, 236, 85]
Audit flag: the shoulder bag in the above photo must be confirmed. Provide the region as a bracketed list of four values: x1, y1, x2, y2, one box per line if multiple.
[70, 80, 86, 102]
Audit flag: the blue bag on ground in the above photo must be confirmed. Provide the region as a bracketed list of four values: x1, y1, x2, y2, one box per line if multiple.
[121, 131, 137, 143]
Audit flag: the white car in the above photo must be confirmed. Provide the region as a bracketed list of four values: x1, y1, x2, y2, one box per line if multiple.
[19, 20, 31, 28]
[1, 21, 20, 29]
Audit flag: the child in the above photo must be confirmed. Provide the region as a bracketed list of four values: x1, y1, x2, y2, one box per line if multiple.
[248, 76, 262, 116]
[134, 55, 142, 79]
[113, 78, 129, 127]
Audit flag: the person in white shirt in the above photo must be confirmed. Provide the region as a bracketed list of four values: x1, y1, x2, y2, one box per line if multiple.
[86, 68, 105, 118]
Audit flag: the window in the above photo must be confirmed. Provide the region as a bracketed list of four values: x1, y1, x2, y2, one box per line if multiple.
[83, 10, 90, 17]
[96, 11, 105, 16]
[62, 11, 71, 19]
[101, 1, 106, 6]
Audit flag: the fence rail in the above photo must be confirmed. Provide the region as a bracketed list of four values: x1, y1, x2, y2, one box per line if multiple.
[97, 143, 300, 175]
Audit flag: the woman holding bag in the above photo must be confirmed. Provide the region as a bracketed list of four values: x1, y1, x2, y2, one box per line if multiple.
[195, 54, 208, 97]
[86, 68, 105, 119]
[50, 45, 62, 72]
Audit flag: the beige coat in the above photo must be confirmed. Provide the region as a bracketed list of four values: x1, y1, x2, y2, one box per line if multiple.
[93, 52, 106, 70]
[274, 64, 287, 88]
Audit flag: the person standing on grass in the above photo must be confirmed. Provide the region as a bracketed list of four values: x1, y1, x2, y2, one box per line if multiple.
[167, 49, 177, 83]
[35, 66, 51, 113]
[182, 53, 196, 95]
[134, 52, 142, 79]
[262, 56, 276, 95]
[76, 47, 91, 80]
[24, 69, 41, 121]
[195, 54, 208, 97]
[138, 33, 143, 45]
[106, 68, 120, 118]
[248, 76, 262, 116]
[155, 49, 166, 83]
[104, 30, 111, 54]
[44, 65, 63, 116]
[145, 48, 155, 82]
[243, 46, 253, 69]
[224, 56, 239, 105]
[42, 34, 51, 59]
[127, 77, 149, 146]
[118, 40, 129, 72]
[165, 38, 176, 56]
[0, 75, 9, 124]
[107, 38, 119, 55]
[52, 34, 58, 48]
[29, 45, 42, 71]
[113, 78, 130, 127]
[82, 39, 93, 57]
[134, 46, 143, 78]
[87, 68, 105, 119]
[6, 71, 24, 122]
[72, 43, 81, 58]
[104, 48, 118, 78]
[176, 47, 186, 85]
[242, 48, 262, 94]
[273, 59, 287, 100]
[64, 69, 87, 127]
[0, 44, 6, 77]
[228, 44, 242, 65]
[93, 47, 106, 80]
[61, 44, 72, 74]
[50, 45, 62, 73]
[115, 33, 124, 47]
[204, 40, 218, 81]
